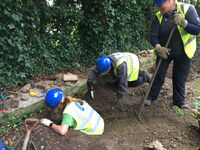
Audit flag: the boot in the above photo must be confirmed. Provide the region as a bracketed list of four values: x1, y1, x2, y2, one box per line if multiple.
[145, 99, 152, 106]
[179, 104, 190, 109]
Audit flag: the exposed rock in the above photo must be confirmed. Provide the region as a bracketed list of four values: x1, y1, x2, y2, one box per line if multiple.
[20, 84, 31, 93]
[64, 82, 73, 86]
[35, 81, 54, 90]
[54, 80, 65, 87]
[8, 94, 15, 100]
[46, 75, 56, 80]
[147, 49, 154, 54]
[45, 84, 60, 92]
[63, 73, 78, 82]
[144, 140, 166, 150]
[140, 50, 149, 57]
[20, 94, 29, 101]
[10, 99, 19, 108]
[55, 73, 63, 80]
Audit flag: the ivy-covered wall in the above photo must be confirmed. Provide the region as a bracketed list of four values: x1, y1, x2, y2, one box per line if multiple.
[1, 0, 83, 87]
[79, 0, 154, 63]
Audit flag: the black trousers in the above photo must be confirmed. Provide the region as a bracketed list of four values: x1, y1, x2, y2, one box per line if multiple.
[128, 70, 149, 87]
[148, 52, 192, 106]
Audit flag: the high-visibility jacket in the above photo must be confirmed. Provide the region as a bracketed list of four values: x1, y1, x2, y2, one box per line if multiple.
[63, 100, 104, 135]
[111, 52, 139, 81]
[156, 2, 196, 58]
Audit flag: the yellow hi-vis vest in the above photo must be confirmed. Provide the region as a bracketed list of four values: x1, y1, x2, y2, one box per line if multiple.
[111, 52, 139, 81]
[156, 2, 196, 59]
[63, 100, 104, 135]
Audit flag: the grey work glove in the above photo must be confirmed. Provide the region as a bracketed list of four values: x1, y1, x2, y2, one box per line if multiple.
[172, 13, 188, 28]
[40, 118, 53, 127]
[155, 46, 170, 59]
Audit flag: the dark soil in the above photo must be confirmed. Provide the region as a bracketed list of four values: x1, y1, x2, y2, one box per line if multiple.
[2, 51, 200, 150]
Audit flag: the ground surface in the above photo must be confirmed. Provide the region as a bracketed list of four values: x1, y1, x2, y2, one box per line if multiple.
[2, 51, 200, 150]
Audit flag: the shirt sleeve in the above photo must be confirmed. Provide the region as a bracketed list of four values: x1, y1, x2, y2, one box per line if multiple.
[150, 16, 160, 47]
[61, 113, 77, 128]
[185, 5, 200, 35]
[116, 62, 128, 98]
[87, 67, 100, 83]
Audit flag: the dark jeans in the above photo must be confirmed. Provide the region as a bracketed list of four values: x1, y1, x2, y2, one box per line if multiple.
[148, 52, 191, 106]
[128, 70, 149, 87]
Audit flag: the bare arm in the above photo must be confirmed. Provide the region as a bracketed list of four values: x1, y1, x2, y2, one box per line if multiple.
[51, 124, 69, 136]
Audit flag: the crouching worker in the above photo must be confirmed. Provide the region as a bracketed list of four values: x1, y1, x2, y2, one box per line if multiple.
[40, 89, 104, 136]
[88, 52, 151, 102]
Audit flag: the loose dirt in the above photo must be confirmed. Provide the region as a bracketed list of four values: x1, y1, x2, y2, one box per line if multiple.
[2, 51, 200, 150]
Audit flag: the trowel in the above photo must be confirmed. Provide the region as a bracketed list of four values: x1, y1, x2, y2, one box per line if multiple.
[90, 86, 94, 100]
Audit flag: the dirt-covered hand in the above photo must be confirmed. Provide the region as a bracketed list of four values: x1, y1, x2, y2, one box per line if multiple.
[40, 118, 53, 127]
[155, 46, 170, 59]
[172, 13, 188, 28]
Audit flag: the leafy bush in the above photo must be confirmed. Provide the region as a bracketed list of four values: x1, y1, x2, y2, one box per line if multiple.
[0, 0, 154, 87]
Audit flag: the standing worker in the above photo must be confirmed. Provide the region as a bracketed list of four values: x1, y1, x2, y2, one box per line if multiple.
[145, 0, 200, 108]
[40, 89, 104, 135]
[87, 52, 150, 102]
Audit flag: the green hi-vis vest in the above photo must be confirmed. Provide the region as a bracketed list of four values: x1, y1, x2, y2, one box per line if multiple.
[156, 2, 196, 58]
[111, 52, 139, 81]
[63, 100, 104, 135]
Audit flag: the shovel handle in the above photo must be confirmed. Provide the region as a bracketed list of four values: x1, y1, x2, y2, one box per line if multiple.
[22, 118, 39, 150]
[25, 118, 39, 132]
[137, 25, 176, 121]
[22, 133, 31, 150]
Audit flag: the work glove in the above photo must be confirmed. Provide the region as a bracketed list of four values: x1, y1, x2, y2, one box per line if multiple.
[40, 118, 53, 127]
[155, 46, 170, 59]
[172, 13, 188, 28]
[87, 82, 94, 92]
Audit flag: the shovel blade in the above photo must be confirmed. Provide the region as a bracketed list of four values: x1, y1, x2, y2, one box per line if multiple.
[90, 91, 94, 99]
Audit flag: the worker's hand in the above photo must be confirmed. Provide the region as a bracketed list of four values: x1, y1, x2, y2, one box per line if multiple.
[155, 46, 170, 59]
[40, 118, 53, 127]
[87, 82, 94, 92]
[172, 13, 188, 28]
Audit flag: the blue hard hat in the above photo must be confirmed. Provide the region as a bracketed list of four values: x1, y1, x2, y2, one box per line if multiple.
[96, 56, 111, 74]
[45, 89, 63, 109]
[153, 0, 166, 6]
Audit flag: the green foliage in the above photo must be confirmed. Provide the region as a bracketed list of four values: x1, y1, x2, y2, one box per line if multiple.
[175, 106, 185, 116]
[196, 147, 200, 150]
[196, 81, 200, 90]
[79, 0, 154, 63]
[176, 82, 200, 122]
[1, 0, 154, 87]
[194, 101, 200, 111]
[0, 111, 36, 135]
[0, 0, 83, 87]
[0, 116, 23, 135]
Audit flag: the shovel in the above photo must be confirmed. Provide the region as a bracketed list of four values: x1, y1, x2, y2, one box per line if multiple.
[136, 25, 176, 122]
[22, 118, 39, 150]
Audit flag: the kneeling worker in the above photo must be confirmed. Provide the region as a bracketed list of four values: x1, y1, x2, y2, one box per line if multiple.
[40, 89, 104, 136]
[87, 52, 151, 102]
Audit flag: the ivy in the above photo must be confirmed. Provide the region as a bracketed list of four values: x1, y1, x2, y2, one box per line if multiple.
[1, 0, 155, 87]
